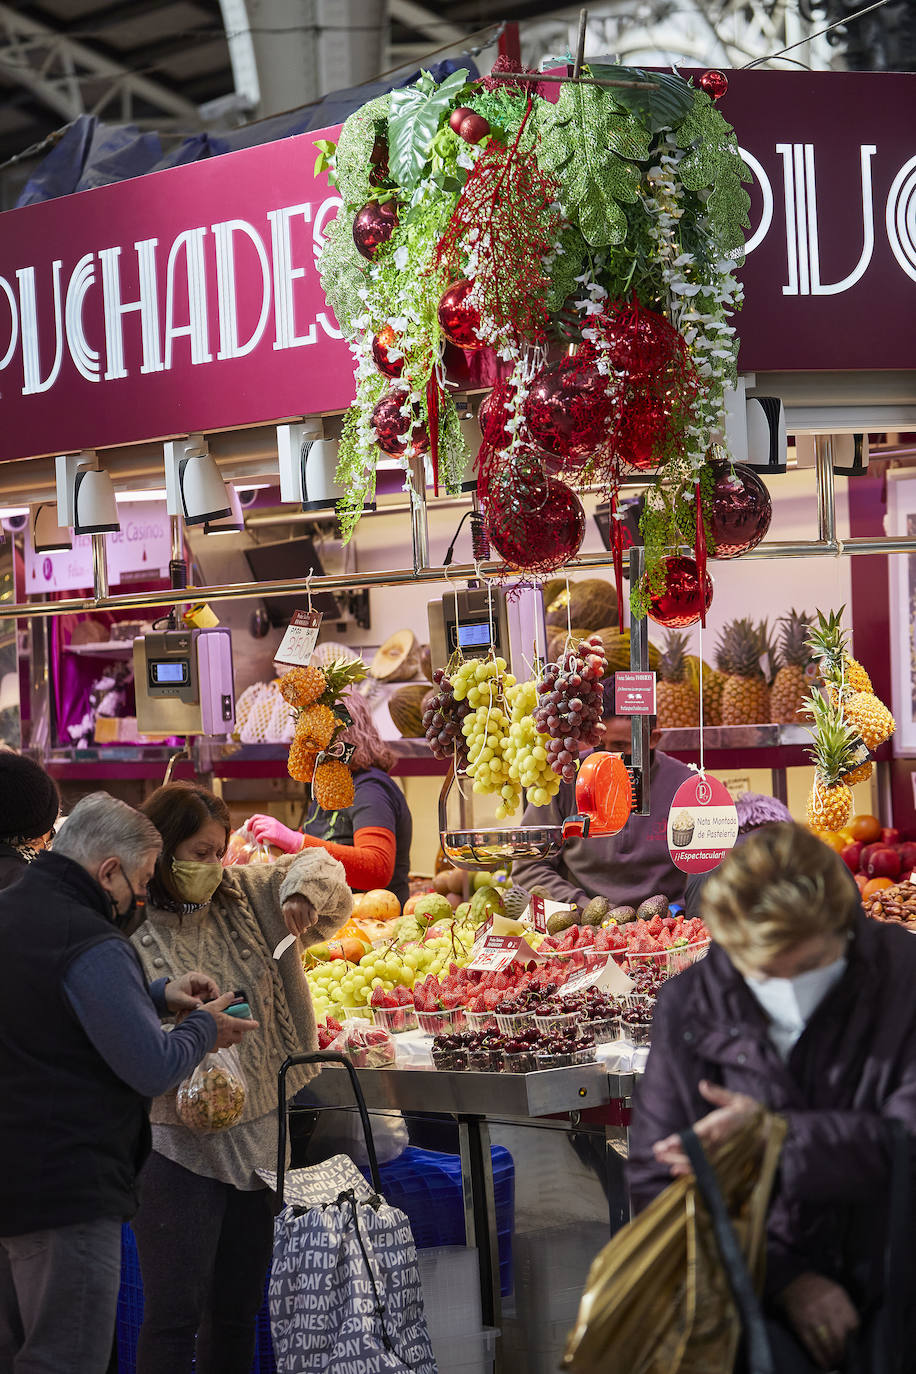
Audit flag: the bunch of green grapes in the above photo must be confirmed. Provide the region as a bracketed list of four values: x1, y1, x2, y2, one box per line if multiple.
[505, 679, 564, 810]
[454, 656, 521, 817]
[306, 946, 421, 1014]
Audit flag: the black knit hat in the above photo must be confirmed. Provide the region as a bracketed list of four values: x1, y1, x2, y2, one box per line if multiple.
[0, 755, 60, 841]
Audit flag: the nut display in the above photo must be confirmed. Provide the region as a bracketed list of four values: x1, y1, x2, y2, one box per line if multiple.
[176, 1055, 246, 1133]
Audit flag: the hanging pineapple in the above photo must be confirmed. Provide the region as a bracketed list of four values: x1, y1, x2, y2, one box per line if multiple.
[279, 657, 366, 785]
[806, 608, 894, 750]
[716, 619, 771, 726]
[804, 691, 860, 832]
[657, 632, 700, 728]
[770, 610, 813, 724]
[312, 757, 356, 809]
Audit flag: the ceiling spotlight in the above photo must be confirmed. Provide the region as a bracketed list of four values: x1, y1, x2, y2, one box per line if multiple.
[204, 484, 244, 534]
[55, 451, 121, 535]
[165, 437, 231, 526]
[277, 423, 374, 512]
[32, 502, 72, 553]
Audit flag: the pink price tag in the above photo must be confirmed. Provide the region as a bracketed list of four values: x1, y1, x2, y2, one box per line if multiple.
[467, 934, 543, 973]
[667, 775, 739, 874]
[274, 610, 323, 668]
[528, 896, 547, 933]
[614, 672, 657, 715]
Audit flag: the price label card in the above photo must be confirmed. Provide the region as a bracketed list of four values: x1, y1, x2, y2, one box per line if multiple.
[525, 896, 577, 934]
[614, 671, 657, 715]
[667, 774, 739, 874]
[467, 934, 542, 973]
[558, 957, 634, 998]
[274, 610, 323, 668]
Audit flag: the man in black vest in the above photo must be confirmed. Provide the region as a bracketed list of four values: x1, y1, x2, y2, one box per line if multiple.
[0, 792, 256, 1374]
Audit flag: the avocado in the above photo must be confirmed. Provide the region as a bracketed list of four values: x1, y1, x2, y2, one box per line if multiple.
[636, 894, 670, 922]
[582, 896, 611, 927]
[469, 885, 505, 926]
[547, 910, 578, 936]
[529, 885, 554, 901]
[607, 905, 636, 925]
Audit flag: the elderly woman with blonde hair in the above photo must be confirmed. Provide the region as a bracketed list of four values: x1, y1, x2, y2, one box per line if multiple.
[627, 822, 916, 1374]
[245, 687, 413, 905]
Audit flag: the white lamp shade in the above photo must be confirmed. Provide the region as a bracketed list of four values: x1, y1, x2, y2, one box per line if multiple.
[299, 438, 375, 512]
[32, 502, 72, 552]
[204, 484, 244, 534]
[795, 433, 869, 476]
[73, 469, 120, 536]
[179, 451, 231, 525]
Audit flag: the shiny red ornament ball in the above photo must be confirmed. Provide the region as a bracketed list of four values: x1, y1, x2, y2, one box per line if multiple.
[369, 138, 389, 185]
[698, 69, 729, 101]
[458, 113, 490, 144]
[371, 325, 404, 379]
[524, 355, 612, 463]
[352, 199, 399, 260]
[487, 473, 585, 573]
[449, 106, 474, 133]
[477, 388, 515, 448]
[371, 388, 430, 457]
[646, 555, 713, 628]
[615, 394, 673, 472]
[707, 460, 772, 558]
[438, 280, 484, 350]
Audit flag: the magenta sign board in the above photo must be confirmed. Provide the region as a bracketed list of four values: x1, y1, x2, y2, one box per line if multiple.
[0, 70, 913, 466]
[0, 131, 351, 463]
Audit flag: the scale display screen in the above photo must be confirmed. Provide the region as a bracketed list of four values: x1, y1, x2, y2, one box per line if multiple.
[456, 623, 492, 649]
[150, 661, 189, 685]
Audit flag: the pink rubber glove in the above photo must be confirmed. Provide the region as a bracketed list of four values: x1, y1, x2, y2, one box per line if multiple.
[245, 814, 304, 854]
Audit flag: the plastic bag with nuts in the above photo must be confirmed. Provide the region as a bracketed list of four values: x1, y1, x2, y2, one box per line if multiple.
[176, 1046, 247, 1133]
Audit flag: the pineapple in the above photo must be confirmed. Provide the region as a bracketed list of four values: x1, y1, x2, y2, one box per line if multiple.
[770, 610, 813, 724]
[716, 619, 771, 725]
[657, 632, 699, 728]
[288, 738, 318, 784]
[842, 759, 874, 786]
[806, 607, 872, 698]
[295, 703, 336, 750]
[804, 691, 858, 832]
[703, 668, 725, 727]
[313, 758, 355, 809]
[280, 665, 326, 708]
[841, 691, 895, 751]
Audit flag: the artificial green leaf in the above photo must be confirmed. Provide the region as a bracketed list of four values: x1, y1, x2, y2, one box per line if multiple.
[315, 211, 367, 336]
[588, 65, 694, 132]
[537, 82, 650, 246]
[543, 223, 589, 312]
[388, 68, 469, 191]
[334, 95, 390, 207]
[674, 89, 751, 256]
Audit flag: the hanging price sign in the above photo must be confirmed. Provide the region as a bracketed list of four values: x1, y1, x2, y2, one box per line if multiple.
[558, 956, 634, 998]
[466, 934, 543, 973]
[667, 774, 739, 874]
[274, 610, 323, 668]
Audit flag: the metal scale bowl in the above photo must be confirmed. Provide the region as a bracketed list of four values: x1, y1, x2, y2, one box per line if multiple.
[439, 754, 633, 872]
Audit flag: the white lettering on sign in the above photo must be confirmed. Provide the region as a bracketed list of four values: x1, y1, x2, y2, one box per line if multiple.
[99, 239, 163, 380]
[212, 219, 271, 360]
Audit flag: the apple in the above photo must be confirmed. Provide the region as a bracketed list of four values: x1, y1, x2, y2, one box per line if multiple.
[859, 842, 884, 872]
[866, 846, 902, 880]
[882, 827, 900, 846]
[458, 113, 490, 144]
[898, 841, 916, 873]
[841, 841, 863, 874]
[449, 106, 475, 133]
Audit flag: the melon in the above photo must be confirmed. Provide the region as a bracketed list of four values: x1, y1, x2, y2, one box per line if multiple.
[370, 630, 422, 682]
[546, 579, 617, 631]
[355, 888, 401, 921]
[589, 628, 661, 673]
[388, 683, 434, 738]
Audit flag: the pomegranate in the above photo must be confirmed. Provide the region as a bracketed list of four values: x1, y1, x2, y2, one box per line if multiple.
[859, 842, 884, 872]
[841, 841, 863, 874]
[866, 846, 902, 880]
[449, 106, 474, 133]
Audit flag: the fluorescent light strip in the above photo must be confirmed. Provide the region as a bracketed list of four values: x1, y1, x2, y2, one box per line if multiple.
[0, 507, 28, 518]
[115, 489, 168, 502]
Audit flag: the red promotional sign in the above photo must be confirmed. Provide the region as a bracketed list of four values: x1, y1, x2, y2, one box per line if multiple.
[667, 774, 739, 875]
[0, 70, 913, 465]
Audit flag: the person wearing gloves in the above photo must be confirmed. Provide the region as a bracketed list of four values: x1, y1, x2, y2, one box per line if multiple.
[627, 824, 916, 1374]
[246, 688, 412, 906]
[0, 751, 60, 889]
[0, 792, 253, 1374]
[130, 780, 352, 1374]
[513, 677, 693, 911]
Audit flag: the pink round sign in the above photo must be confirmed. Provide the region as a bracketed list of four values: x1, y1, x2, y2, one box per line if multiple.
[667, 775, 739, 874]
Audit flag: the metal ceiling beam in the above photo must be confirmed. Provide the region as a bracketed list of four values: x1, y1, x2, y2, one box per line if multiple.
[0, 3, 201, 125]
[388, 1, 464, 44]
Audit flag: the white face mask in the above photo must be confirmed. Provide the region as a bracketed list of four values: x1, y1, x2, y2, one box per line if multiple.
[744, 956, 847, 1060]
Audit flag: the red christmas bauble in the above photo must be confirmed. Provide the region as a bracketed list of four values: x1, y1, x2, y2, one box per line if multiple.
[369, 138, 389, 186]
[487, 473, 585, 573]
[477, 388, 515, 448]
[482, 447, 549, 510]
[601, 305, 682, 378]
[352, 199, 399, 260]
[371, 325, 403, 379]
[707, 460, 772, 558]
[615, 394, 673, 472]
[371, 388, 430, 457]
[438, 280, 484, 350]
[646, 556, 714, 628]
[698, 70, 729, 101]
[524, 355, 612, 462]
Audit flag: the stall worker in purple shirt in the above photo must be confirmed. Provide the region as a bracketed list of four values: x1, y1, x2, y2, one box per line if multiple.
[513, 676, 694, 911]
[627, 823, 916, 1374]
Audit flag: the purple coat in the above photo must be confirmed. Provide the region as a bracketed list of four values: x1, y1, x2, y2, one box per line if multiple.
[627, 912, 916, 1314]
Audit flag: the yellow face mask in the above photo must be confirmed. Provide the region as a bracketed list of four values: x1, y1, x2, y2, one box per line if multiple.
[171, 859, 223, 905]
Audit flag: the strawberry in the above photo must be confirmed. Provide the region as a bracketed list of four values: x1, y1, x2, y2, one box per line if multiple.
[647, 915, 664, 939]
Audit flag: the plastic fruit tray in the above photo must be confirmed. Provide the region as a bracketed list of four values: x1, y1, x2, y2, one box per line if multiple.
[501, 1049, 539, 1074]
[373, 1006, 419, 1035]
[535, 1046, 597, 1070]
[418, 1007, 467, 1037]
[625, 939, 710, 977]
[465, 1009, 497, 1033]
[533, 1010, 579, 1035]
[495, 1010, 535, 1036]
[583, 1014, 619, 1044]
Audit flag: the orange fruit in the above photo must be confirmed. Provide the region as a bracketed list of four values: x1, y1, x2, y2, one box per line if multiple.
[358, 888, 402, 922]
[848, 814, 882, 844]
[816, 832, 847, 853]
[862, 877, 894, 898]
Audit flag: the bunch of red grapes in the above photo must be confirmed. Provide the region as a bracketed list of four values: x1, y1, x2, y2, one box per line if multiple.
[423, 669, 471, 768]
[533, 636, 607, 783]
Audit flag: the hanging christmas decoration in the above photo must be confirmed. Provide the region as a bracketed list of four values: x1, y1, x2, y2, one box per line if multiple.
[707, 459, 772, 558]
[646, 555, 713, 628]
[437, 279, 485, 350]
[352, 199, 399, 259]
[371, 325, 404, 378]
[477, 387, 515, 449]
[525, 353, 612, 464]
[486, 473, 585, 575]
[698, 70, 729, 101]
[371, 389, 430, 457]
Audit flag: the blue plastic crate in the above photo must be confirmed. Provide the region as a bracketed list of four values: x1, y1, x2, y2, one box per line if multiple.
[117, 1225, 275, 1374]
[361, 1145, 515, 1296]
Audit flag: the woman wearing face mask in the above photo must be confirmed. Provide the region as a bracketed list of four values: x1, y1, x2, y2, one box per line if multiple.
[627, 823, 916, 1374]
[128, 782, 352, 1374]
